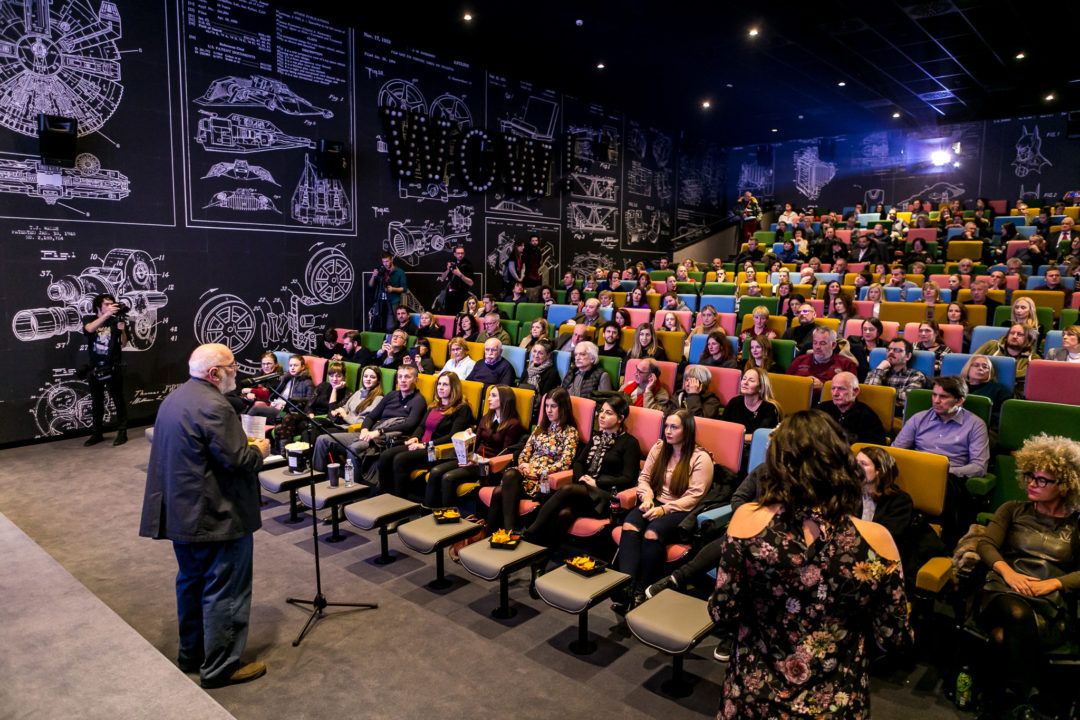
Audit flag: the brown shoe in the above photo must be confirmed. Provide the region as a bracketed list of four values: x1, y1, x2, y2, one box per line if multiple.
[201, 661, 266, 688]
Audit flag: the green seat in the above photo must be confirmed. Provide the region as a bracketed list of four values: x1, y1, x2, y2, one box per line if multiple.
[924, 264, 945, 275]
[702, 282, 737, 296]
[361, 331, 386, 352]
[1060, 308, 1077, 330]
[904, 241, 939, 257]
[499, 319, 521, 344]
[379, 367, 397, 394]
[752, 231, 774, 245]
[722, 263, 736, 273]
[597, 355, 622, 389]
[978, 400, 1080, 519]
[675, 282, 700, 294]
[992, 305, 1054, 334]
[496, 302, 517, 319]
[649, 270, 675, 281]
[688, 271, 704, 284]
[740, 337, 796, 371]
[903, 389, 991, 427]
[343, 361, 361, 391]
[736, 297, 779, 323]
[516, 303, 545, 324]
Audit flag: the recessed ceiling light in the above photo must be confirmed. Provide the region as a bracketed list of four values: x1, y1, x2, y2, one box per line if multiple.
[463, 12, 473, 22]
[771, 128, 778, 133]
[798, 114, 804, 119]
[575, 19, 584, 27]
[701, 100, 711, 109]
[748, 28, 759, 37]
[1015, 52, 1025, 60]
[892, 112, 901, 118]
[725, 83, 733, 88]
[837, 81, 846, 87]
[596, 62, 605, 70]
[1045, 92, 1055, 101]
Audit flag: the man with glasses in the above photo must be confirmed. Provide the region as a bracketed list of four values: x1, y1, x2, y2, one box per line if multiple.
[466, 337, 516, 387]
[618, 358, 671, 412]
[375, 329, 409, 369]
[783, 303, 820, 355]
[476, 312, 511, 345]
[865, 338, 929, 415]
[140, 344, 271, 688]
[892, 376, 990, 542]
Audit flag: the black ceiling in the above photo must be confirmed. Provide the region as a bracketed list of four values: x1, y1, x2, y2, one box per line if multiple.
[306, 0, 1076, 146]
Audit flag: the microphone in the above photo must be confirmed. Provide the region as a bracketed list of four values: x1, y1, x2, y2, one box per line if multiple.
[240, 371, 282, 387]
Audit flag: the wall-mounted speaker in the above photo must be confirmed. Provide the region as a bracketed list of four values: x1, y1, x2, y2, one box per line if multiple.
[756, 144, 772, 166]
[38, 114, 78, 168]
[315, 139, 348, 180]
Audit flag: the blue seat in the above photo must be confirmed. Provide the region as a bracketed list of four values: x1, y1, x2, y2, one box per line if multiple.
[501, 345, 527, 377]
[815, 273, 840, 284]
[946, 227, 965, 239]
[747, 427, 773, 473]
[620, 280, 638, 292]
[882, 287, 922, 302]
[546, 304, 578, 329]
[598, 306, 613, 321]
[970, 325, 1007, 351]
[939, 353, 1016, 393]
[1026, 276, 1075, 290]
[686, 333, 738, 363]
[1035, 264, 1069, 276]
[678, 293, 699, 312]
[868, 347, 936, 379]
[699, 295, 736, 313]
[1044, 331, 1063, 354]
[772, 242, 786, 254]
[555, 350, 571, 379]
[858, 213, 881, 227]
[994, 216, 1027, 233]
[1015, 226, 1037, 238]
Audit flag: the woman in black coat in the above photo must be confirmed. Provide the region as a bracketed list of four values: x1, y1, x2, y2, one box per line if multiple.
[522, 395, 642, 548]
[376, 371, 475, 498]
[518, 339, 561, 423]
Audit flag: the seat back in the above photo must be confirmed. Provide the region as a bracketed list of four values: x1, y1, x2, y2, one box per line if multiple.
[545, 304, 578, 328]
[986, 400, 1080, 512]
[765, 373, 813, 415]
[360, 331, 387, 352]
[867, 347, 936, 379]
[939, 353, 1017, 393]
[416, 373, 437, 404]
[465, 341, 486, 362]
[903, 388, 992, 428]
[500, 345, 527, 378]
[509, 387, 535, 431]
[555, 350, 571, 379]
[736, 297, 779, 323]
[902, 322, 965, 353]
[427, 337, 449, 368]
[741, 314, 788, 337]
[596, 355, 622, 389]
[624, 307, 652, 327]
[515, 303, 545, 325]
[1025, 360, 1080, 404]
[460, 379, 484, 419]
[1012, 290, 1066, 318]
[821, 381, 896, 433]
[656, 330, 688, 362]
[703, 366, 742, 406]
[625, 405, 663, 457]
[652, 310, 693, 333]
[623, 358, 678, 394]
[746, 427, 774, 473]
[342, 361, 360, 391]
[880, 301, 932, 325]
[851, 444, 948, 517]
[334, 328, 358, 343]
[379, 367, 397, 394]
[570, 396, 596, 443]
[970, 325, 1007, 351]
[303, 355, 327, 385]
[496, 302, 517, 319]
[699, 294, 737, 313]
[694, 417, 746, 475]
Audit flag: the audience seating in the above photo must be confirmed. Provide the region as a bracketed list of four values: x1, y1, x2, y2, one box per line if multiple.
[1025, 360, 1080, 405]
[625, 589, 717, 697]
[703, 366, 741, 406]
[766, 373, 814, 415]
[458, 539, 548, 619]
[746, 427, 773, 472]
[652, 310, 693, 333]
[821, 380, 896, 433]
[969, 325, 1007, 350]
[901, 322, 965, 353]
[867, 347, 936, 379]
[939, 354, 1016, 393]
[623, 358, 678, 394]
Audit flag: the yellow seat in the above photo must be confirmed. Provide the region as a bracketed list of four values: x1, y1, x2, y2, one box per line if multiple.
[656, 330, 687, 362]
[879, 301, 931, 326]
[1011, 290, 1065, 317]
[740, 314, 787, 337]
[465, 341, 485, 362]
[428, 337, 448, 368]
[821, 381, 896, 435]
[946, 240, 982, 262]
[738, 283, 773, 297]
[765, 373, 813, 416]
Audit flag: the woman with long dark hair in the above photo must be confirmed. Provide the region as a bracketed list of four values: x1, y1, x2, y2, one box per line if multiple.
[708, 411, 912, 719]
[615, 408, 713, 608]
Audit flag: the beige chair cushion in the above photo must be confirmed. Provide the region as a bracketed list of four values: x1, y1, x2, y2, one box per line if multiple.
[342, 494, 419, 530]
[626, 589, 716, 655]
[396, 515, 482, 554]
[297, 480, 369, 510]
[458, 540, 546, 581]
[258, 466, 324, 494]
[535, 566, 630, 614]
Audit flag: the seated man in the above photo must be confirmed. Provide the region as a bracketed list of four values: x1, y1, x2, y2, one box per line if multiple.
[734, 237, 764, 266]
[974, 323, 1040, 396]
[786, 326, 857, 390]
[553, 322, 591, 353]
[660, 291, 689, 312]
[864, 338, 928, 415]
[467, 338, 516, 386]
[560, 341, 613, 396]
[339, 330, 371, 365]
[314, 327, 344, 360]
[618, 357, 671, 412]
[313, 364, 425, 472]
[475, 312, 512, 345]
[965, 278, 1002, 320]
[783, 303, 819, 355]
[391, 306, 418, 336]
[816, 371, 887, 445]
[571, 297, 605, 332]
[374, 328, 409, 369]
[886, 265, 919, 301]
[892, 376, 990, 542]
[481, 293, 508, 320]
[1039, 267, 1073, 306]
[597, 321, 627, 362]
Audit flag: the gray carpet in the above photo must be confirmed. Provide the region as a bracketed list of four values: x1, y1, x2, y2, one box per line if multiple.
[0, 429, 965, 719]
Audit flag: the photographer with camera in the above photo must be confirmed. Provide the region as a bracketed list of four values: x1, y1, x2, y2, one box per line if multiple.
[367, 253, 407, 332]
[82, 293, 129, 446]
[436, 244, 474, 313]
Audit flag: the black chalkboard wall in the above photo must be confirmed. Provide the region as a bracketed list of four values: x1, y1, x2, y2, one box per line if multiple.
[0, 1, 1074, 445]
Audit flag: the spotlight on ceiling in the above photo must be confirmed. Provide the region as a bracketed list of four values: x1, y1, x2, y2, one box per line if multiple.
[748, 27, 759, 37]
[596, 62, 605, 70]
[953, 161, 961, 168]
[837, 81, 846, 87]
[701, 100, 711, 109]
[892, 112, 901, 118]
[725, 83, 733, 88]
[463, 12, 473, 22]
[575, 19, 584, 27]
[798, 114, 804, 119]
[930, 150, 951, 167]
[771, 128, 778, 133]
[1015, 52, 1025, 60]
[1045, 92, 1055, 101]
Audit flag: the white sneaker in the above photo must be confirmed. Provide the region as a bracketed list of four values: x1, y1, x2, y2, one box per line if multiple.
[713, 644, 731, 662]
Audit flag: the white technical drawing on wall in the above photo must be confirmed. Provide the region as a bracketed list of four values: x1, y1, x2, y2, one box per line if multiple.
[384, 205, 474, 268]
[566, 124, 621, 169]
[204, 187, 280, 213]
[0, 151, 129, 213]
[202, 159, 279, 185]
[567, 201, 617, 233]
[486, 78, 561, 221]
[12, 247, 170, 351]
[293, 154, 350, 227]
[30, 379, 112, 437]
[193, 244, 354, 367]
[736, 161, 774, 198]
[0, 0, 124, 138]
[1012, 124, 1052, 178]
[566, 251, 617, 281]
[624, 206, 671, 246]
[792, 145, 837, 202]
[194, 112, 316, 154]
[896, 181, 965, 207]
[195, 75, 333, 118]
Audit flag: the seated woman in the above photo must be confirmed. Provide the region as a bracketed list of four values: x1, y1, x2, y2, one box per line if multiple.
[523, 395, 641, 548]
[847, 317, 886, 381]
[311, 365, 385, 471]
[739, 305, 778, 346]
[827, 292, 855, 326]
[915, 319, 951, 372]
[614, 408, 714, 609]
[240, 352, 281, 408]
[518, 339, 560, 418]
[671, 364, 721, 419]
[960, 354, 1010, 428]
[659, 310, 682, 333]
[821, 280, 843, 310]
[864, 283, 883, 318]
[309, 361, 351, 417]
[1046, 325, 1080, 363]
[625, 286, 650, 310]
[539, 285, 555, 310]
[519, 318, 549, 351]
[627, 322, 668, 362]
[974, 434, 1080, 718]
[402, 337, 436, 374]
[684, 304, 722, 356]
[247, 354, 314, 420]
[708, 411, 912, 720]
[425, 385, 525, 509]
[699, 329, 739, 369]
[441, 337, 476, 378]
[486, 388, 579, 532]
[945, 301, 972, 351]
[743, 336, 779, 374]
[560, 340, 613, 397]
[566, 286, 584, 309]
[455, 313, 480, 343]
[722, 367, 782, 467]
[1006, 296, 1041, 334]
[376, 371, 475, 498]
[613, 307, 633, 330]
[415, 311, 445, 339]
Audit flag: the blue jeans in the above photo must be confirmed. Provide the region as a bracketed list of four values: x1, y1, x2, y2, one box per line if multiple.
[173, 535, 253, 685]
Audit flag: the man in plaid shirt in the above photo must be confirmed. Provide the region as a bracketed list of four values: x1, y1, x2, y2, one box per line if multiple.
[864, 338, 928, 416]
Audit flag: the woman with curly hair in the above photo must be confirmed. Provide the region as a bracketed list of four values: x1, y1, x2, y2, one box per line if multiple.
[708, 410, 912, 720]
[975, 433, 1080, 717]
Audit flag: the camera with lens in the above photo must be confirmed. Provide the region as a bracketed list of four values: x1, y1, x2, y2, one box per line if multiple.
[114, 302, 130, 320]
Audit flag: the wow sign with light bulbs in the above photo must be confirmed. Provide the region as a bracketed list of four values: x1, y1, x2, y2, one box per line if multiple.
[379, 104, 555, 197]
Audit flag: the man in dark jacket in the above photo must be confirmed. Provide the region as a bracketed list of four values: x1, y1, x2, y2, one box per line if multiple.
[139, 343, 270, 689]
[467, 338, 516, 386]
[816, 371, 887, 445]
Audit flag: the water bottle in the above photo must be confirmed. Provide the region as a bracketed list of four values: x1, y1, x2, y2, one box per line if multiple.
[427, 440, 436, 463]
[954, 666, 972, 709]
[539, 469, 549, 495]
[344, 458, 355, 488]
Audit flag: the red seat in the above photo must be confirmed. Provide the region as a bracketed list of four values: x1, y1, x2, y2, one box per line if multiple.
[334, 328, 357, 343]
[906, 228, 936, 245]
[902, 322, 965, 353]
[703, 366, 741, 406]
[1025, 360, 1080, 405]
[624, 307, 652, 327]
[652, 310, 693, 334]
[569, 395, 595, 443]
[303, 355, 327, 385]
[844, 318, 899, 340]
[433, 315, 456, 339]
[694, 416, 746, 475]
[1005, 240, 1029, 260]
[477, 486, 539, 519]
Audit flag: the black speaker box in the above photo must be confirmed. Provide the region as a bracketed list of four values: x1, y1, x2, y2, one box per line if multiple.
[38, 114, 78, 168]
[315, 139, 348, 179]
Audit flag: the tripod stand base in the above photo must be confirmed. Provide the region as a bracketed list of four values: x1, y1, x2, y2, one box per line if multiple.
[285, 593, 378, 646]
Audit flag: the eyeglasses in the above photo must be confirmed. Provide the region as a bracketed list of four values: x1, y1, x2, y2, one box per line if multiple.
[215, 362, 239, 370]
[1023, 473, 1058, 489]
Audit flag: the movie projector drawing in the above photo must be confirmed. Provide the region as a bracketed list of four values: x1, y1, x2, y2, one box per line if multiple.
[384, 205, 474, 267]
[12, 249, 169, 350]
[193, 245, 352, 360]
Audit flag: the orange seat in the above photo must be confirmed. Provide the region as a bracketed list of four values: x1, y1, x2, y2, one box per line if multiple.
[694, 416, 746, 475]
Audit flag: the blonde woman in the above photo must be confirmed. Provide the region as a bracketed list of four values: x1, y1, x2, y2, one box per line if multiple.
[864, 283, 883, 318]
[921, 282, 941, 322]
[739, 305, 778, 345]
[722, 367, 782, 450]
[519, 318, 550, 351]
[684, 304, 721, 357]
[442, 337, 476, 378]
[1007, 297, 1040, 333]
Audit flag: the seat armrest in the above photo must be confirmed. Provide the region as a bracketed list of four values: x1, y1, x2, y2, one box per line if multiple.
[488, 454, 514, 474]
[965, 473, 996, 496]
[696, 504, 733, 528]
[346, 423, 363, 432]
[547, 470, 574, 491]
[616, 488, 638, 510]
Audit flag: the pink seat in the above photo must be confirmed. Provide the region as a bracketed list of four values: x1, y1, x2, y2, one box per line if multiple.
[652, 310, 693, 333]
[694, 416, 746, 475]
[611, 525, 691, 563]
[843, 318, 899, 341]
[1005, 240, 1029, 260]
[836, 229, 852, 243]
[807, 299, 825, 315]
[930, 273, 970, 289]
[477, 486, 539, 518]
[704, 366, 741, 406]
[433, 315, 456, 339]
[334, 328, 357, 343]
[717, 312, 737, 335]
[989, 200, 1007, 215]
[1006, 276, 1021, 291]
[303, 355, 327, 385]
[569, 396, 595, 443]
[902, 322, 964, 353]
[623, 358, 678, 394]
[1024, 360, 1080, 405]
[848, 262, 867, 273]
[906, 228, 937, 245]
[624, 307, 652, 327]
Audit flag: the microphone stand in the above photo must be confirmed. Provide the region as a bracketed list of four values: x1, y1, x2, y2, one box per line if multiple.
[262, 382, 377, 646]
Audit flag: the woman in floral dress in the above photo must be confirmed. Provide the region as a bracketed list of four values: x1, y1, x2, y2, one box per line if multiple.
[708, 410, 912, 719]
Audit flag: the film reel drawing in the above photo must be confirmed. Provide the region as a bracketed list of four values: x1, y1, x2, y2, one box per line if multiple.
[32, 379, 113, 436]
